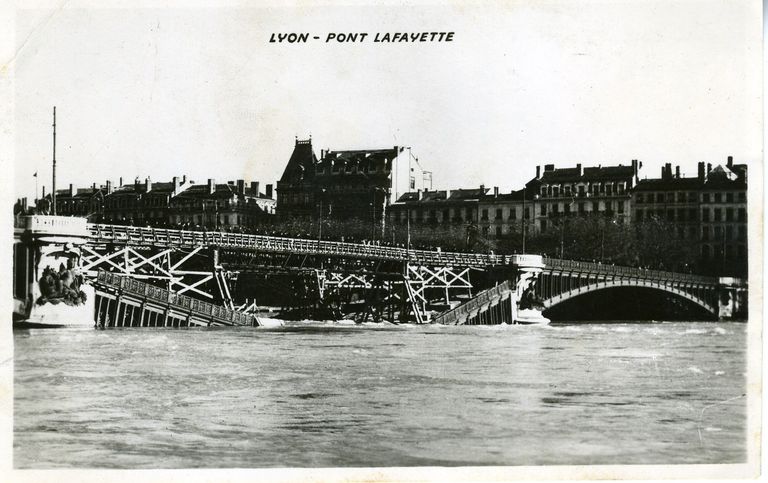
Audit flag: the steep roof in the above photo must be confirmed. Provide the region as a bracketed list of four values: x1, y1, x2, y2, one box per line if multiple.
[279, 139, 317, 183]
[634, 177, 704, 191]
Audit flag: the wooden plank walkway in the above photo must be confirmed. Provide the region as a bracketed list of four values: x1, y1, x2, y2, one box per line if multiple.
[431, 281, 515, 325]
[92, 271, 260, 328]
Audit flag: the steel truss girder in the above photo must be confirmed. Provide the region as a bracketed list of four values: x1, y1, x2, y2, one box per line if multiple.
[79, 244, 215, 300]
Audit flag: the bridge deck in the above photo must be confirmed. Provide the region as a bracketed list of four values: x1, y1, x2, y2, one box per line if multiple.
[94, 271, 259, 327]
[85, 224, 726, 286]
[431, 281, 515, 325]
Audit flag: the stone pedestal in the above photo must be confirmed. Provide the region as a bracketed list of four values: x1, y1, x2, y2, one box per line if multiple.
[509, 254, 550, 325]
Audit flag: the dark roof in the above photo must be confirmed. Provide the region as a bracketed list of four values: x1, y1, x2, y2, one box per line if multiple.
[539, 165, 635, 183]
[480, 188, 531, 202]
[634, 177, 704, 191]
[321, 148, 400, 165]
[174, 183, 272, 200]
[396, 188, 487, 203]
[279, 139, 317, 183]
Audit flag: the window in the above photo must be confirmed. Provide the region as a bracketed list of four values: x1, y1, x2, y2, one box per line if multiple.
[702, 193, 710, 203]
[618, 201, 624, 214]
[689, 208, 697, 221]
[564, 186, 571, 196]
[738, 192, 746, 203]
[578, 202, 585, 214]
[657, 193, 665, 203]
[592, 201, 599, 212]
[726, 208, 733, 222]
[541, 186, 547, 197]
[677, 208, 685, 221]
[726, 226, 733, 241]
[715, 193, 722, 203]
[495, 226, 502, 237]
[481, 209, 488, 221]
[714, 208, 722, 221]
[738, 226, 746, 241]
[702, 208, 710, 222]
[726, 192, 734, 203]
[495, 208, 502, 220]
[541, 204, 547, 216]
[509, 208, 517, 220]
[482, 226, 489, 236]
[636, 193, 644, 203]
[738, 208, 746, 222]
[578, 185, 586, 196]
[443, 209, 449, 223]
[524, 208, 530, 220]
[553, 186, 560, 197]
[688, 192, 696, 202]
[540, 219, 547, 232]
[702, 227, 710, 241]
[667, 209, 674, 221]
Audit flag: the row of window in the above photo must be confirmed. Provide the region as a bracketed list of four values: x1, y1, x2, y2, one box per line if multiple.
[700, 244, 747, 260]
[539, 182, 627, 198]
[636, 191, 746, 204]
[635, 207, 747, 223]
[318, 161, 391, 175]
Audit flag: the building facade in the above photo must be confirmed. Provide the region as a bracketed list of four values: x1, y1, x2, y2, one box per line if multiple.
[633, 157, 747, 276]
[168, 179, 275, 229]
[276, 138, 427, 232]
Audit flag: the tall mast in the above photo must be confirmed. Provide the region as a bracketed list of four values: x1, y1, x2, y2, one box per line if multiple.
[51, 106, 57, 215]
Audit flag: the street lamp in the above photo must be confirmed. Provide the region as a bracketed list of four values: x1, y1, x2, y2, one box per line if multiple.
[318, 188, 326, 242]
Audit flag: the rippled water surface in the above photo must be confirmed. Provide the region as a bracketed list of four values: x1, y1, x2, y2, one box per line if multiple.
[14, 321, 747, 468]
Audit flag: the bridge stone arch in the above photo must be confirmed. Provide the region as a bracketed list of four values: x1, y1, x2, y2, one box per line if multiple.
[542, 279, 718, 316]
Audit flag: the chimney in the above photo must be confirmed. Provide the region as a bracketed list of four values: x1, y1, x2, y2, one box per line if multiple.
[661, 166, 666, 179]
[266, 184, 273, 199]
[536, 166, 541, 178]
[493, 186, 499, 197]
[675, 166, 680, 178]
[173, 176, 180, 193]
[145, 176, 152, 193]
[417, 189, 423, 200]
[576, 163, 583, 176]
[92, 182, 96, 189]
[631, 159, 638, 174]
[544, 164, 555, 172]
[251, 181, 260, 195]
[182, 175, 187, 184]
[727, 155, 733, 168]
[237, 179, 245, 194]
[480, 184, 485, 193]
[119, 176, 123, 187]
[707, 163, 712, 174]
[698, 162, 705, 180]
[69, 184, 74, 197]
[22, 197, 27, 212]
[665, 163, 672, 179]
[207, 178, 215, 194]
[445, 189, 451, 199]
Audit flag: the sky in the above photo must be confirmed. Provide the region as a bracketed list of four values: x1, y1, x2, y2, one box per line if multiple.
[10, 0, 762, 200]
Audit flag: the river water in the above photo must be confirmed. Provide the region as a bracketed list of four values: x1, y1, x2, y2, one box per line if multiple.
[14, 321, 747, 468]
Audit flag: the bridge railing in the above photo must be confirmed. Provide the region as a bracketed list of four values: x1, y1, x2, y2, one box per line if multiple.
[542, 257, 720, 285]
[88, 224, 507, 268]
[95, 270, 257, 326]
[432, 281, 513, 325]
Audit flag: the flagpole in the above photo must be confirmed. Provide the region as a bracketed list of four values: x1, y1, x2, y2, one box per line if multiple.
[51, 106, 57, 215]
[34, 173, 38, 202]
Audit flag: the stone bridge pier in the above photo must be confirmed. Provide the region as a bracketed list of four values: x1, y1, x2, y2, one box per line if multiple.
[509, 254, 550, 324]
[716, 277, 748, 320]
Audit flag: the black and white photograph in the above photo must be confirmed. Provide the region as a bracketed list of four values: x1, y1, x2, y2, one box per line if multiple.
[2, 0, 762, 480]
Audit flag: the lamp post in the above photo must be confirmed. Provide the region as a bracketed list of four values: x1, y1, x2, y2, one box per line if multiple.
[318, 188, 326, 242]
[521, 187, 526, 253]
